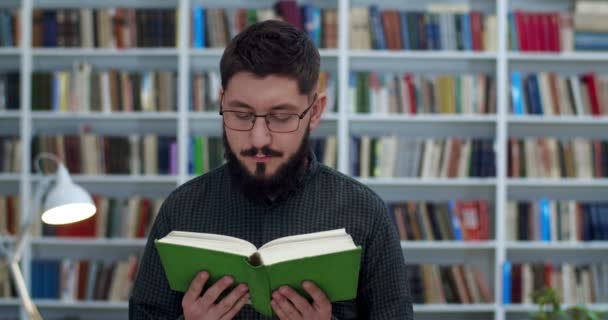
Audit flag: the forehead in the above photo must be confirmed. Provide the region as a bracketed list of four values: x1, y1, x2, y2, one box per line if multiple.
[223, 72, 305, 109]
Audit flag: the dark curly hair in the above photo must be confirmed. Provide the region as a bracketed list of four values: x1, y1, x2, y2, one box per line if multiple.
[220, 20, 320, 95]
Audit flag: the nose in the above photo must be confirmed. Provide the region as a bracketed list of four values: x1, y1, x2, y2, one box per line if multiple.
[250, 116, 271, 149]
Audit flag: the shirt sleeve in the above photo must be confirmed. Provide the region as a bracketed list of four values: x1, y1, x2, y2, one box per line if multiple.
[355, 202, 414, 319]
[129, 198, 185, 320]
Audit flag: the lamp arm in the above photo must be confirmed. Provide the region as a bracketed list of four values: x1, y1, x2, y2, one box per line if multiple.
[7, 175, 53, 320]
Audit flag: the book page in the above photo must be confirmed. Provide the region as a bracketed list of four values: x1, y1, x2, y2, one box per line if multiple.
[260, 228, 347, 250]
[258, 230, 357, 266]
[157, 231, 257, 257]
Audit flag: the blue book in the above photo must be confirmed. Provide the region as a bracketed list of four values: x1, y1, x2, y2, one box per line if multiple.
[1, 11, 13, 47]
[425, 14, 435, 50]
[42, 11, 57, 47]
[575, 32, 608, 50]
[448, 201, 463, 241]
[511, 72, 525, 115]
[540, 198, 551, 242]
[369, 6, 386, 50]
[508, 12, 519, 51]
[399, 12, 410, 50]
[526, 74, 543, 114]
[193, 6, 205, 48]
[313, 7, 321, 47]
[503, 261, 512, 304]
[462, 13, 472, 51]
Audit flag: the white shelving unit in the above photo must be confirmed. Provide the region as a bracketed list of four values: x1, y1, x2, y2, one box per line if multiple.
[0, 0, 606, 319]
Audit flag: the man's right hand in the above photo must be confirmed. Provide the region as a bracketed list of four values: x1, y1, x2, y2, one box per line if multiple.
[182, 271, 250, 320]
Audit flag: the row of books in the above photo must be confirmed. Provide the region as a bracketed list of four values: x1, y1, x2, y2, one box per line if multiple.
[507, 201, 608, 242]
[32, 65, 177, 112]
[390, 200, 491, 241]
[350, 72, 496, 115]
[508, 138, 608, 179]
[510, 72, 607, 116]
[509, 3, 608, 51]
[32, 134, 178, 175]
[31, 257, 138, 301]
[38, 196, 164, 240]
[33, 9, 176, 48]
[192, 70, 337, 113]
[192, 3, 337, 49]
[351, 137, 496, 178]
[407, 264, 493, 304]
[0, 137, 20, 173]
[0, 9, 18, 47]
[350, 6, 496, 51]
[503, 262, 608, 304]
[0, 196, 19, 236]
[0, 72, 20, 111]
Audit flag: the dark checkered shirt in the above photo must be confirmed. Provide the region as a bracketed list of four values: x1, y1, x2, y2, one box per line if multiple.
[129, 153, 414, 319]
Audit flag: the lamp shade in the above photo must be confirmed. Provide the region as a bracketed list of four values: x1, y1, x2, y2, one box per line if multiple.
[41, 164, 96, 225]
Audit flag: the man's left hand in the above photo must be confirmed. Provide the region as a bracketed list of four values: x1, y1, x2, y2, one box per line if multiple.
[271, 281, 331, 320]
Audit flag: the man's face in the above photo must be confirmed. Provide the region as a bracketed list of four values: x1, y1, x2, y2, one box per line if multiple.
[221, 72, 326, 180]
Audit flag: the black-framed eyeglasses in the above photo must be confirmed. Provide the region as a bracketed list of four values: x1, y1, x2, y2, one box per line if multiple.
[219, 93, 318, 133]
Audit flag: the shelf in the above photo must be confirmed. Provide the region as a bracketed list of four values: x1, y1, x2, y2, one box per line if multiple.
[402, 241, 496, 264]
[35, 300, 127, 320]
[0, 112, 20, 135]
[505, 304, 608, 312]
[508, 52, 608, 62]
[31, 112, 178, 135]
[507, 179, 608, 201]
[0, 48, 20, 56]
[349, 50, 496, 73]
[30, 238, 146, 260]
[189, 112, 338, 137]
[0, 299, 20, 320]
[349, 114, 496, 138]
[361, 178, 495, 201]
[190, 48, 339, 70]
[34, 0, 178, 8]
[0, 174, 19, 194]
[414, 304, 496, 313]
[32, 175, 178, 198]
[507, 242, 608, 264]
[32, 48, 178, 70]
[508, 116, 608, 139]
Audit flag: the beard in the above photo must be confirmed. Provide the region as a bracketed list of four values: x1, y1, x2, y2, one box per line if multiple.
[223, 127, 311, 203]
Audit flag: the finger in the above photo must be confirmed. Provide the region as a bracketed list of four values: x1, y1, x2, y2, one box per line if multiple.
[271, 298, 289, 320]
[278, 286, 314, 316]
[272, 290, 302, 319]
[302, 281, 331, 312]
[198, 275, 234, 310]
[182, 271, 209, 307]
[211, 283, 248, 316]
[219, 292, 250, 320]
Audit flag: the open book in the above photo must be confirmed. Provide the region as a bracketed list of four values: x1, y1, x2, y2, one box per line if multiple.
[155, 228, 362, 316]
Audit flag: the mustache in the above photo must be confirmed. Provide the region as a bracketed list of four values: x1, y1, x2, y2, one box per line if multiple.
[240, 146, 283, 157]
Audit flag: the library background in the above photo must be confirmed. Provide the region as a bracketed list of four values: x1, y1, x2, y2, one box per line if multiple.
[0, 0, 607, 319]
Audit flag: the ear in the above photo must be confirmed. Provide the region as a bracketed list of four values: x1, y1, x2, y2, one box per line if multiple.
[308, 92, 327, 132]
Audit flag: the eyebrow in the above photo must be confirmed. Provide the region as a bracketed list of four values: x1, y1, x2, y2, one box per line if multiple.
[227, 100, 300, 112]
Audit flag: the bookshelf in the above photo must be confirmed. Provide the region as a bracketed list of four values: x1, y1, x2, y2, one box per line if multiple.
[0, 0, 606, 319]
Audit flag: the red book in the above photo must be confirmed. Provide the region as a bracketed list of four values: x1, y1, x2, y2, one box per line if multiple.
[582, 73, 602, 116]
[539, 14, 551, 51]
[136, 198, 151, 238]
[515, 11, 529, 51]
[478, 200, 490, 240]
[275, 0, 303, 31]
[528, 13, 541, 51]
[511, 264, 522, 303]
[404, 73, 417, 114]
[470, 11, 483, 51]
[544, 263, 553, 288]
[456, 201, 482, 241]
[548, 13, 561, 52]
[594, 140, 603, 178]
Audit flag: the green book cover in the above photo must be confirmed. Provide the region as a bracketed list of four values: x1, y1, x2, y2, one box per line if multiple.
[155, 229, 362, 317]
